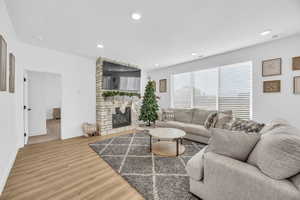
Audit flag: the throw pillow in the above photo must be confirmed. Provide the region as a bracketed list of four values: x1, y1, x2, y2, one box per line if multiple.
[230, 119, 265, 133]
[207, 128, 260, 161]
[214, 113, 233, 129]
[247, 134, 300, 180]
[204, 112, 218, 129]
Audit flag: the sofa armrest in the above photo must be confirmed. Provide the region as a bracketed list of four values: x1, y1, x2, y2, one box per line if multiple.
[186, 146, 207, 181]
[203, 152, 300, 200]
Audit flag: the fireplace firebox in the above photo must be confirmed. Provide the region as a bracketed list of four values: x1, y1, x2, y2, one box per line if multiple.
[112, 107, 131, 128]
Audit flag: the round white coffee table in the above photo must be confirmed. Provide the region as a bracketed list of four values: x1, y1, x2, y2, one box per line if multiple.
[148, 128, 186, 157]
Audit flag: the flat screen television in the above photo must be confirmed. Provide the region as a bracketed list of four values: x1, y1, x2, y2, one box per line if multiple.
[102, 61, 141, 92]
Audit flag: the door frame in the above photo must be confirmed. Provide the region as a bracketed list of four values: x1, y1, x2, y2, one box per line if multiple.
[23, 69, 63, 145]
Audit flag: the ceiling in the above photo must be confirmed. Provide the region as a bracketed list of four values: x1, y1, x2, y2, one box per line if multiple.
[4, 0, 300, 70]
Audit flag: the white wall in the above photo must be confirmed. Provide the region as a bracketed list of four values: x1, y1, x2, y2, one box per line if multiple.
[0, 0, 96, 194]
[0, 0, 20, 195]
[148, 34, 300, 129]
[43, 73, 62, 120]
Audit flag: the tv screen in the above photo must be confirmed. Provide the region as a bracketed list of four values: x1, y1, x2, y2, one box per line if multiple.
[102, 61, 141, 92]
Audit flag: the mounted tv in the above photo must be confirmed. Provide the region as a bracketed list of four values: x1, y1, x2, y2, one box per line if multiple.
[102, 61, 141, 92]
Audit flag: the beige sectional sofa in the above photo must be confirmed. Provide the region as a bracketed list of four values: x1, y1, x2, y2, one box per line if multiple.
[186, 121, 300, 200]
[156, 108, 231, 144]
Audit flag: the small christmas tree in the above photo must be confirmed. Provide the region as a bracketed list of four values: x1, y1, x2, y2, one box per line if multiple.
[139, 80, 159, 126]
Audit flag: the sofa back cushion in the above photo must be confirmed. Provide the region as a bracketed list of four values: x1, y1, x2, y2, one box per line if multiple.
[247, 133, 300, 180]
[173, 109, 193, 123]
[207, 128, 260, 161]
[192, 109, 216, 125]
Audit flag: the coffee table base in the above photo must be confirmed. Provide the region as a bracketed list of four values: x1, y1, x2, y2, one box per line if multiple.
[152, 141, 185, 157]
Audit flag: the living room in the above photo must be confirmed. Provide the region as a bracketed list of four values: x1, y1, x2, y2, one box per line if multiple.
[0, 0, 300, 200]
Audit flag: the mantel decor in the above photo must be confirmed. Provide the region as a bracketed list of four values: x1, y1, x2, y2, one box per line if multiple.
[102, 91, 140, 98]
[0, 35, 7, 91]
[262, 58, 282, 77]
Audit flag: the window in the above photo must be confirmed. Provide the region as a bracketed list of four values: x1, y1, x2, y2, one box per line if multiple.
[172, 72, 192, 108]
[219, 63, 252, 120]
[193, 69, 218, 110]
[172, 62, 252, 119]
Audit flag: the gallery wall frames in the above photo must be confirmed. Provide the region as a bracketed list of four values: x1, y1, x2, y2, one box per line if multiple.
[294, 76, 300, 94]
[159, 79, 167, 93]
[0, 34, 7, 91]
[292, 56, 300, 71]
[9, 53, 15, 93]
[262, 58, 282, 77]
[263, 80, 281, 93]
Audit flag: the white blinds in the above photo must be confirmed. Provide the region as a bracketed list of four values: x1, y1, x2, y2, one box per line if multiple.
[193, 69, 218, 110]
[172, 62, 252, 120]
[173, 72, 192, 108]
[219, 63, 252, 119]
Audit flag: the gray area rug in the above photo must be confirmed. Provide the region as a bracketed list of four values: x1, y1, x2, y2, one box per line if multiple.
[89, 130, 205, 200]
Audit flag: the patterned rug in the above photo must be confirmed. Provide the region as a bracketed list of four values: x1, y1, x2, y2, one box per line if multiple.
[89, 130, 205, 200]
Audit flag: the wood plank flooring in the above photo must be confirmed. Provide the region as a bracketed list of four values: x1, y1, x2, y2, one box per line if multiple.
[0, 130, 144, 200]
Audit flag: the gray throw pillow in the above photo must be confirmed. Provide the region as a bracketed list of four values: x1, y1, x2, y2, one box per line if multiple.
[204, 112, 218, 129]
[247, 134, 300, 180]
[207, 128, 260, 161]
[214, 113, 232, 129]
[230, 119, 265, 133]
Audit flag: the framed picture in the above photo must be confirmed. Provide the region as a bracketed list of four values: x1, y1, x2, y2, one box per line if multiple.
[0, 35, 7, 91]
[294, 76, 300, 94]
[292, 56, 300, 71]
[263, 80, 281, 93]
[9, 53, 15, 93]
[262, 58, 282, 77]
[159, 79, 167, 93]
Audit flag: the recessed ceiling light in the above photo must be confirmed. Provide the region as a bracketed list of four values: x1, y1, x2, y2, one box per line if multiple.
[192, 53, 198, 56]
[260, 30, 272, 36]
[97, 44, 104, 48]
[131, 12, 142, 20]
[155, 64, 159, 67]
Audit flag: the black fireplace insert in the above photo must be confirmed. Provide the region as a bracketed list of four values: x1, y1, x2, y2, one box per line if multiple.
[112, 107, 131, 128]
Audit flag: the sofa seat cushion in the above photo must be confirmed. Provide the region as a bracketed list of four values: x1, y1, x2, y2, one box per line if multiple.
[183, 124, 210, 138]
[186, 146, 207, 181]
[155, 121, 185, 130]
[247, 133, 300, 180]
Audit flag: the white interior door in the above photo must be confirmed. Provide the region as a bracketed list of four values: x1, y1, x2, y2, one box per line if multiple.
[23, 71, 29, 145]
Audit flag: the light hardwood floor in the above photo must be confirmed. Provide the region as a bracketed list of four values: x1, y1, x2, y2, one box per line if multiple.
[0, 130, 144, 200]
[28, 119, 61, 145]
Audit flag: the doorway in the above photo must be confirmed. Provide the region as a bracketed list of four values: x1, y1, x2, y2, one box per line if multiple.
[23, 70, 62, 145]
